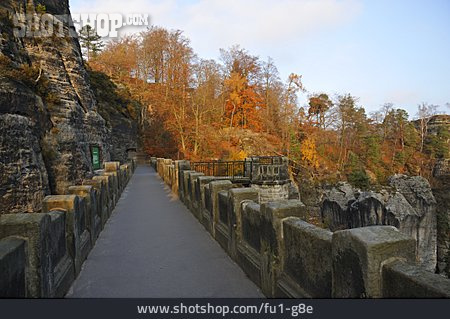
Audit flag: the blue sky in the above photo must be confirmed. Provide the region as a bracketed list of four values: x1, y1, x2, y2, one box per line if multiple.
[70, 0, 450, 117]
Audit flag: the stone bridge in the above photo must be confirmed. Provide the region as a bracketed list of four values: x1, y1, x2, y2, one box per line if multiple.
[1, 158, 450, 298]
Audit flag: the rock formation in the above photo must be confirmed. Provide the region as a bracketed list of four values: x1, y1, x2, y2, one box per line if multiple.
[0, 0, 137, 214]
[321, 176, 437, 272]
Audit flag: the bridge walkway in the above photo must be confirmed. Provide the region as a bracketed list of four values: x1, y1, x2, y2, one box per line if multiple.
[66, 165, 263, 298]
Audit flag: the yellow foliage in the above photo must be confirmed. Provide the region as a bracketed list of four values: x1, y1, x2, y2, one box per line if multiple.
[300, 136, 319, 169]
[229, 150, 248, 161]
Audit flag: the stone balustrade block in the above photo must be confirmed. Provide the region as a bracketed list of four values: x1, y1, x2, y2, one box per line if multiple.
[332, 226, 416, 298]
[42, 195, 91, 275]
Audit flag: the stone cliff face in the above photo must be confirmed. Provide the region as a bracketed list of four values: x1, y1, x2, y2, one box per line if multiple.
[87, 70, 139, 163]
[430, 116, 450, 277]
[321, 176, 437, 272]
[0, 0, 137, 214]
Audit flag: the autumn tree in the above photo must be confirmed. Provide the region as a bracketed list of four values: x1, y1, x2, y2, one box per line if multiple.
[333, 94, 368, 170]
[260, 57, 283, 134]
[417, 103, 437, 152]
[86, 23, 447, 186]
[308, 93, 333, 129]
[190, 59, 224, 156]
[221, 46, 263, 131]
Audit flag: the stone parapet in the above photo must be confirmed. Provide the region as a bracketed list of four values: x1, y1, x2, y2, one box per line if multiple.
[146, 157, 450, 298]
[0, 159, 136, 297]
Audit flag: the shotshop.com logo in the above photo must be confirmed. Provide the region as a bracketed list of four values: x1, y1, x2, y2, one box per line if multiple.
[12, 13, 150, 38]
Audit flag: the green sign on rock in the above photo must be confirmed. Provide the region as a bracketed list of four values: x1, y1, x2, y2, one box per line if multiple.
[92, 146, 100, 170]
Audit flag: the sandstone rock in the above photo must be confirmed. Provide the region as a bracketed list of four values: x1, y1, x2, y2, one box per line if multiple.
[432, 171, 450, 277]
[321, 176, 437, 272]
[0, 114, 50, 214]
[0, 0, 138, 215]
[321, 182, 357, 230]
[388, 175, 437, 271]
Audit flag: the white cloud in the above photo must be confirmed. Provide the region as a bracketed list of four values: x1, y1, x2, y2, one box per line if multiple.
[183, 0, 361, 50]
[70, 0, 362, 57]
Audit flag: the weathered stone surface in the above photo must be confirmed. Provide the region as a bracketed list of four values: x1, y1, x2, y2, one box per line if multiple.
[259, 199, 306, 297]
[0, 213, 52, 297]
[382, 260, 450, 298]
[321, 182, 357, 230]
[388, 175, 437, 271]
[216, 190, 231, 251]
[104, 162, 120, 172]
[0, 237, 27, 297]
[207, 180, 234, 237]
[42, 195, 91, 275]
[248, 156, 289, 183]
[432, 172, 450, 277]
[0, 114, 50, 214]
[175, 160, 190, 200]
[278, 218, 332, 298]
[181, 170, 196, 206]
[16, 0, 111, 195]
[241, 202, 262, 252]
[236, 201, 263, 287]
[228, 188, 260, 260]
[47, 210, 75, 297]
[196, 176, 220, 230]
[261, 200, 307, 244]
[92, 175, 112, 221]
[251, 182, 291, 203]
[187, 172, 204, 216]
[0, 0, 138, 216]
[321, 176, 437, 272]
[332, 226, 416, 298]
[103, 171, 119, 205]
[68, 185, 99, 244]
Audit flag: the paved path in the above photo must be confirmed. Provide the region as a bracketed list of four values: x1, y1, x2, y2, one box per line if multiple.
[66, 165, 263, 298]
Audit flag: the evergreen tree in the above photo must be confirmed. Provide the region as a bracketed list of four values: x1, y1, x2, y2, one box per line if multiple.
[78, 25, 104, 61]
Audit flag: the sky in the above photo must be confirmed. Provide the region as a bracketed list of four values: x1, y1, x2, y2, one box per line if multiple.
[69, 0, 450, 117]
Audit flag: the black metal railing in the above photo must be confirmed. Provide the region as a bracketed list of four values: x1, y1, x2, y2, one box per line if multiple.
[190, 155, 308, 181]
[190, 161, 249, 180]
[191, 156, 291, 181]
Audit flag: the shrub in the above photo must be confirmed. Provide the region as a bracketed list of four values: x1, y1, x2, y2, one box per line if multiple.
[36, 4, 47, 15]
[347, 169, 370, 190]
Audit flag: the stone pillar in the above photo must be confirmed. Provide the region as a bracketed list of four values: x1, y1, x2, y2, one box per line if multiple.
[0, 237, 27, 297]
[237, 201, 263, 287]
[259, 200, 307, 297]
[104, 161, 121, 202]
[187, 172, 204, 217]
[102, 171, 119, 206]
[216, 191, 231, 251]
[181, 170, 196, 206]
[163, 159, 173, 184]
[68, 185, 99, 245]
[42, 195, 91, 275]
[92, 175, 112, 222]
[83, 178, 108, 230]
[175, 160, 190, 200]
[276, 218, 333, 298]
[150, 157, 157, 169]
[156, 158, 164, 176]
[120, 163, 131, 185]
[196, 176, 220, 231]
[227, 188, 260, 261]
[248, 156, 294, 204]
[208, 180, 234, 238]
[0, 212, 74, 298]
[0, 214, 52, 297]
[332, 226, 416, 298]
